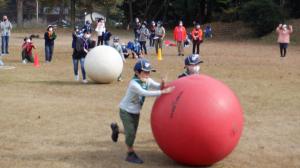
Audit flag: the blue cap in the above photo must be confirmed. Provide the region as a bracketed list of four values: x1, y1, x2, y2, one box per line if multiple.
[134, 58, 155, 72]
[185, 54, 203, 65]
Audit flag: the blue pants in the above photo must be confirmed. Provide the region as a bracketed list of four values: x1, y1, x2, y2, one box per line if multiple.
[1, 36, 9, 54]
[104, 40, 110, 46]
[45, 44, 54, 62]
[73, 58, 86, 80]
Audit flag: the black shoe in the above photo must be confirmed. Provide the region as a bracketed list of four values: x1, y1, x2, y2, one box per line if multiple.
[126, 152, 144, 164]
[110, 123, 119, 142]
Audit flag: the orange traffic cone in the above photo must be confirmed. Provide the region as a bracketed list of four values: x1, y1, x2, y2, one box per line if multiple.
[34, 52, 40, 67]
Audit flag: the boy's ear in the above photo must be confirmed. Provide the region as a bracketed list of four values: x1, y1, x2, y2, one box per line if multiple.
[135, 70, 141, 76]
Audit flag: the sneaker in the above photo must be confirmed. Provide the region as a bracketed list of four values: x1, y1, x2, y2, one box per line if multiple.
[117, 77, 123, 82]
[110, 123, 119, 142]
[22, 60, 27, 64]
[74, 75, 79, 81]
[126, 152, 144, 164]
[82, 79, 88, 84]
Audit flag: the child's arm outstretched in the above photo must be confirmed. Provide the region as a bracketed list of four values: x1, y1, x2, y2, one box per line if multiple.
[131, 80, 174, 97]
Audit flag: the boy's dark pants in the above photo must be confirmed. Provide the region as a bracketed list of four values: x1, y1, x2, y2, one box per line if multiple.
[22, 50, 34, 62]
[45, 44, 54, 62]
[119, 109, 140, 148]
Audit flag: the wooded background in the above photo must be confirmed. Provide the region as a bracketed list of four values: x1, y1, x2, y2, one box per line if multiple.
[0, 0, 299, 36]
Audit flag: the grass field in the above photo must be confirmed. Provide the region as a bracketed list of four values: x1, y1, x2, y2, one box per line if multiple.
[0, 30, 300, 168]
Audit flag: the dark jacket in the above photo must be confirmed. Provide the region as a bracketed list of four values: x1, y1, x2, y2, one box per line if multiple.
[103, 31, 112, 41]
[82, 24, 92, 33]
[72, 32, 78, 49]
[73, 37, 95, 59]
[44, 31, 57, 46]
[178, 72, 189, 78]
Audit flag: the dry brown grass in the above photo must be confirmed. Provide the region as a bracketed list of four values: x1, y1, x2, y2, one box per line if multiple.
[0, 30, 300, 168]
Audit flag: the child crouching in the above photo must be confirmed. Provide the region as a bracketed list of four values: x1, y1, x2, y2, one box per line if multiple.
[22, 37, 35, 64]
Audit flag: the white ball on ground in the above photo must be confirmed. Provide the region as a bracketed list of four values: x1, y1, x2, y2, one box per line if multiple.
[85, 45, 123, 84]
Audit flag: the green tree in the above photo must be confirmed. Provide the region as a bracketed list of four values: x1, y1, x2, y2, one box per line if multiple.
[240, 0, 283, 37]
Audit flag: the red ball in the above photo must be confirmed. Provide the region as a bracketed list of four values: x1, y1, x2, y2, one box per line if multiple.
[151, 75, 243, 166]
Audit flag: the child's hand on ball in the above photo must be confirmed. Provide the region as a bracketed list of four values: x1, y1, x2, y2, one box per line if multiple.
[162, 86, 175, 94]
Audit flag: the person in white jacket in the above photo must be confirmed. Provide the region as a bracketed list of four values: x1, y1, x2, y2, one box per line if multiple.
[95, 18, 106, 46]
[110, 58, 175, 164]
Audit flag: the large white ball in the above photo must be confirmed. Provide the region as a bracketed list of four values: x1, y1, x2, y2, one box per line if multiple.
[85, 46, 123, 83]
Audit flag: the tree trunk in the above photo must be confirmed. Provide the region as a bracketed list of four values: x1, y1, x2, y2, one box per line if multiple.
[184, 0, 188, 23]
[36, 0, 39, 23]
[129, 0, 133, 26]
[71, 0, 76, 26]
[200, 0, 206, 23]
[59, 0, 65, 23]
[280, 0, 285, 7]
[144, 0, 154, 20]
[17, 0, 24, 28]
[206, 0, 213, 22]
[153, 0, 167, 21]
[162, 0, 169, 23]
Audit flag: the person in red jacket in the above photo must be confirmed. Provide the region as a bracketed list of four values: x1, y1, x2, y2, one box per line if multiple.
[173, 21, 187, 56]
[21, 37, 35, 64]
[191, 23, 203, 55]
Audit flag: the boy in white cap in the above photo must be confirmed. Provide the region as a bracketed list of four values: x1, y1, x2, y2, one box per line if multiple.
[110, 58, 175, 164]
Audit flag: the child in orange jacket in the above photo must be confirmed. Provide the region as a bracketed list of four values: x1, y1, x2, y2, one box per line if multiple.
[191, 23, 203, 55]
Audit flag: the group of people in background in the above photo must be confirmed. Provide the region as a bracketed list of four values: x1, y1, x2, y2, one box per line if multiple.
[133, 18, 166, 55]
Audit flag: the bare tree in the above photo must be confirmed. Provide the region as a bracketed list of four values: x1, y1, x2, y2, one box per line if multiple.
[17, 0, 24, 28]
[128, 0, 133, 25]
[71, 0, 76, 26]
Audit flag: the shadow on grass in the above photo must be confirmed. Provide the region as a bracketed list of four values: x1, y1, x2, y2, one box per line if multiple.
[1, 140, 212, 168]
[22, 80, 110, 86]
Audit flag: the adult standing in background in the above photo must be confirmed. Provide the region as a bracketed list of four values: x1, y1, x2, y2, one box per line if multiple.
[154, 21, 165, 54]
[276, 24, 293, 58]
[138, 22, 150, 55]
[82, 21, 92, 34]
[149, 21, 156, 48]
[173, 20, 187, 56]
[95, 18, 106, 46]
[133, 18, 141, 40]
[0, 15, 12, 55]
[44, 25, 57, 63]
